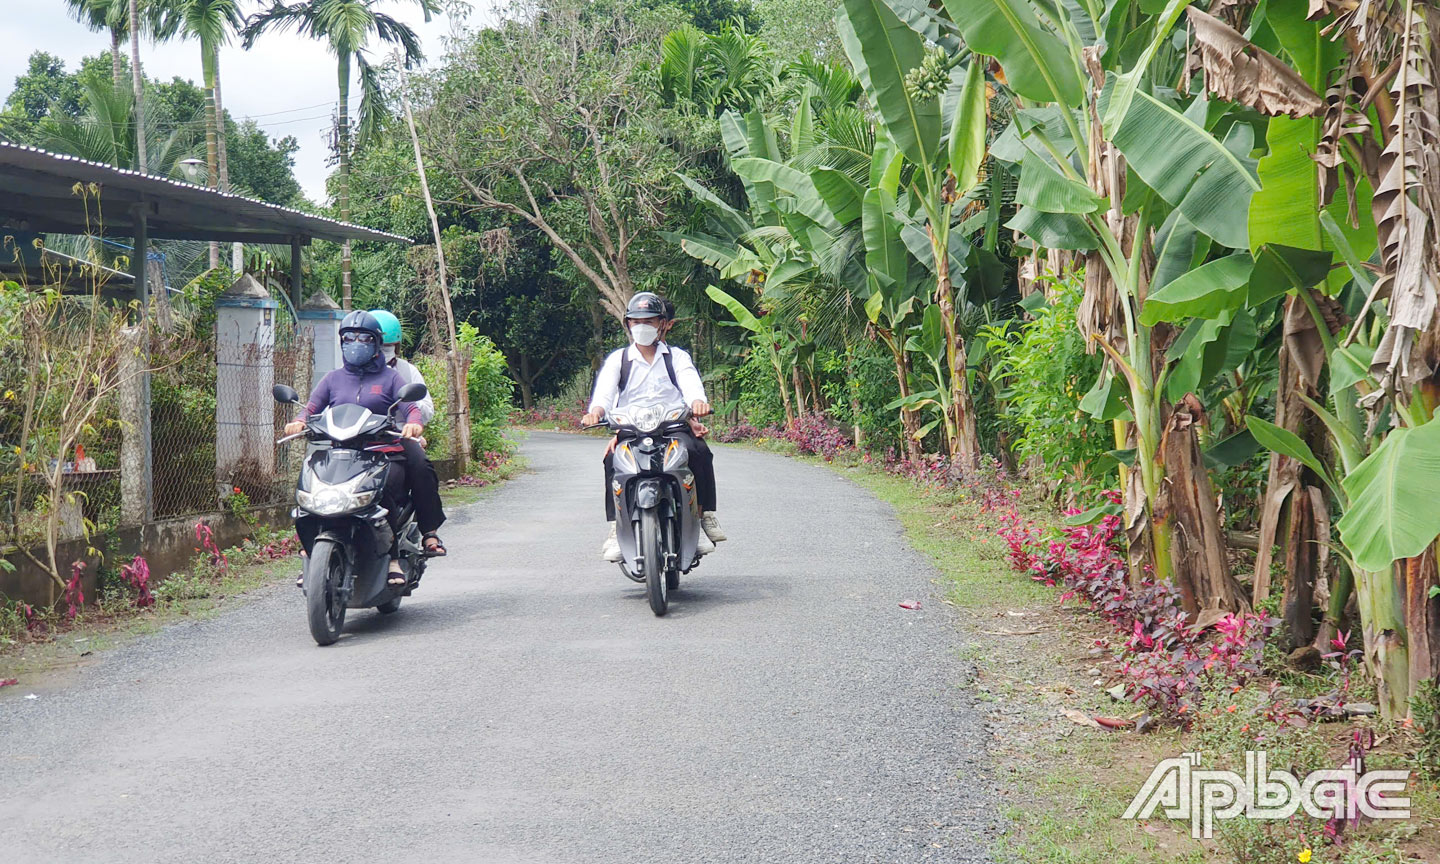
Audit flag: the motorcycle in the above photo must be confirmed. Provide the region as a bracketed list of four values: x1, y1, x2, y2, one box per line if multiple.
[272, 382, 430, 645]
[594, 403, 706, 616]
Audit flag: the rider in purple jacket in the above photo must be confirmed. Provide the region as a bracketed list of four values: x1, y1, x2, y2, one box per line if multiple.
[285, 311, 446, 585]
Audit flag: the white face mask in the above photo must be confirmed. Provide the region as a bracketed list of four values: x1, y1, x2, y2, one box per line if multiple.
[382, 345, 397, 361]
[630, 323, 659, 346]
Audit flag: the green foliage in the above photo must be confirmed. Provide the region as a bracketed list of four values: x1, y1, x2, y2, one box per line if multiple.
[983, 276, 1111, 493]
[458, 324, 515, 456]
[732, 342, 787, 427]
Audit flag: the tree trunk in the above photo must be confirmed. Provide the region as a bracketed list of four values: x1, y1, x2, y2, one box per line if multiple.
[892, 345, 921, 462]
[211, 43, 242, 273]
[1403, 547, 1440, 709]
[1156, 398, 1244, 616]
[203, 44, 221, 270]
[127, 0, 145, 173]
[337, 55, 352, 310]
[928, 223, 980, 468]
[110, 28, 124, 89]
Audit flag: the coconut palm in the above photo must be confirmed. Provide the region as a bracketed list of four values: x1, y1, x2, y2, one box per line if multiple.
[151, 0, 243, 267]
[64, 0, 130, 87]
[242, 0, 437, 308]
[38, 76, 192, 177]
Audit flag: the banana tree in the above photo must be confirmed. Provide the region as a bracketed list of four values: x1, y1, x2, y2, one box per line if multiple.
[837, 0, 993, 467]
[932, 0, 1258, 613]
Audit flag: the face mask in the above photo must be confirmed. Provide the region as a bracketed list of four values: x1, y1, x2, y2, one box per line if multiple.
[630, 323, 659, 346]
[340, 332, 378, 369]
[382, 345, 397, 362]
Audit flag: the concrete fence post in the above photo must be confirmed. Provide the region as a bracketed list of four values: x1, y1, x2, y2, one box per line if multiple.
[215, 274, 277, 499]
[117, 326, 151, 526]
[297, 292, 343, 392]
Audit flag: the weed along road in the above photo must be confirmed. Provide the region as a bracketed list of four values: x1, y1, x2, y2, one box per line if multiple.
[0, 432, 1001, 863]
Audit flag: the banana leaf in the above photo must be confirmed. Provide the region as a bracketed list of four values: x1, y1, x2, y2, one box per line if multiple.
[940, 0, 1085, 107]
[1337, 417, 1440, 572]
[838, 0, 942, 167]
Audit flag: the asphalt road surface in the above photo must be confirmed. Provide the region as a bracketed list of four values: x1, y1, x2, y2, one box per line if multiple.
[1, 432, 1001, 863]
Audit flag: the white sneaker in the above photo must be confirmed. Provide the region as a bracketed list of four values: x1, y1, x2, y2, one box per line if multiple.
[701, 512, 727, 542]
[601, 523, 622, 563]
[696, 529, 716, 555]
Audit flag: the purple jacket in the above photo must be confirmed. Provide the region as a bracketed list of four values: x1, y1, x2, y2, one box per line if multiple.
[301, 364, 422, 424]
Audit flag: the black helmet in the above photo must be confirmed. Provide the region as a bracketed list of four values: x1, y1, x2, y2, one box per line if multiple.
[625, 292, 666, 320]
[339, 309, 383, 339]
[660, 297, 676, 321]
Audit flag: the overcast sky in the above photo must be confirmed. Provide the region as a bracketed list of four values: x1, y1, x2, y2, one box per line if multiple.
[3, 1, 497, 204]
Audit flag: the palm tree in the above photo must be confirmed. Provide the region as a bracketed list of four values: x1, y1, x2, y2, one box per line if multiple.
[242, 0, 436, 308]
[64, 0, 129, 87]
[127, 0, 147, 174]
[39, 76, 193, 176]
[151, 0, 243, 268]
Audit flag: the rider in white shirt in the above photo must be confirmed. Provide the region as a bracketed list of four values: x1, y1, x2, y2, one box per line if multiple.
[581, 292, 726, 562]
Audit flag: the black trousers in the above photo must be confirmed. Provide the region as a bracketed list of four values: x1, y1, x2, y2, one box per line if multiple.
[603, 430, 716, 521]
[381, 438, 446, 535]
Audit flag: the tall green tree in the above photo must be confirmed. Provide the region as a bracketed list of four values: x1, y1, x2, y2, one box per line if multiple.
[152, 0, 244, 267]
[243, 0, 437, 308]
[64, 0, 130, 87]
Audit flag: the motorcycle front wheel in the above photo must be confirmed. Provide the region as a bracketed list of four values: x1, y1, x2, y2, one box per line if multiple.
[304, 539, 347, 645]
[639, 509, 667, 616]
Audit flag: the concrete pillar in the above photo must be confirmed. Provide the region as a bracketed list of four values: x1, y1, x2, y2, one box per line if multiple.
[117, 326, 151, 526]
[215, 274, 277, 496]
[298, 291, 343, 392]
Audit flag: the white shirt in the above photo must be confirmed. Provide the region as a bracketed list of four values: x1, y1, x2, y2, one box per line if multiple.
[390, 356, 436, 424]
[589, 342, 707, 417]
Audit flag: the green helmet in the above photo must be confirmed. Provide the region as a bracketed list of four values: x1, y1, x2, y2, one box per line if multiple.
[369, 309, 403, 345]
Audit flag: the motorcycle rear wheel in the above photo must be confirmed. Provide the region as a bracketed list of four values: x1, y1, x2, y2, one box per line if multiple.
[305, 539, 347, 645]
[640, 509, 667, 616]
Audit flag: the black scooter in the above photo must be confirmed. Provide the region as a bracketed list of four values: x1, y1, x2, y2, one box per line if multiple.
[593, 403, 705, 616]
[273, 382, 428, 645]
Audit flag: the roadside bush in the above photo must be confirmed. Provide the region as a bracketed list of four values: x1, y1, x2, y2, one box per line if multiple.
[764, 413, 852, 460]
[732, 347, 787, 429]
[982, 274, 1112, 497]
[459, 323, 514, 456]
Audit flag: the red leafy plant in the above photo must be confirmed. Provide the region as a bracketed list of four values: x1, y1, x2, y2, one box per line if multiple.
[714, 421, 762, 443]
[762, 413, 852, 460]
[996, 493, 1277, 725]
[64, 561, 86, 620]
[119, 556, 155, 608]
[195, 520, 228, 573]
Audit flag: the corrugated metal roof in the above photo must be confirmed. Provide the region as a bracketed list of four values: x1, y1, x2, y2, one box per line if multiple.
[0, 141, 410, 245]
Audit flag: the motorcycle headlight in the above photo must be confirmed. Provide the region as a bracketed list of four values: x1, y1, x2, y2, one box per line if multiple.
[297, 476, 378, 516]
[630, 405, 667, 433]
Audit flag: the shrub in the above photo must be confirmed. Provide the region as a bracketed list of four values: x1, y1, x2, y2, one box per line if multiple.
[982, 274, 1113, 496]
[458, 324, 515, 456]
[715, 421, 762, 443]
[764, 413, 852, 460]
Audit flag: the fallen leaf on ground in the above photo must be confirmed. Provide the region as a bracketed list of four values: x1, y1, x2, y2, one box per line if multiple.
[899, 600, 922, 610]
[0, 678, 17, 688]
[1062, 709, 1102, 728]
[1093, 716, 1130, 729]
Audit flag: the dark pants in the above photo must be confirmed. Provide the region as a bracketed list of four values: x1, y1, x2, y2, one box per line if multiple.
[381, 438, 446, 535]
[603, 430, 716, 521]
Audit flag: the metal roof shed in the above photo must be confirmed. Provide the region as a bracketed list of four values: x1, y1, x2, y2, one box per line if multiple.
[0, 142, 409, 305]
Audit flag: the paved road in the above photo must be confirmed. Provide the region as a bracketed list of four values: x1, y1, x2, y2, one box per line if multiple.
[0, 432, 1000, 863]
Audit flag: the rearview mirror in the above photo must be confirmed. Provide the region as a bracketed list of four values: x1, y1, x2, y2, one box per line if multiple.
[272, 384, 299, 404]
[396, 382, 428, 403]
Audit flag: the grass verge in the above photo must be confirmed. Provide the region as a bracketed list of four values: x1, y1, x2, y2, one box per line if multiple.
[813, 453, 1438, 864]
